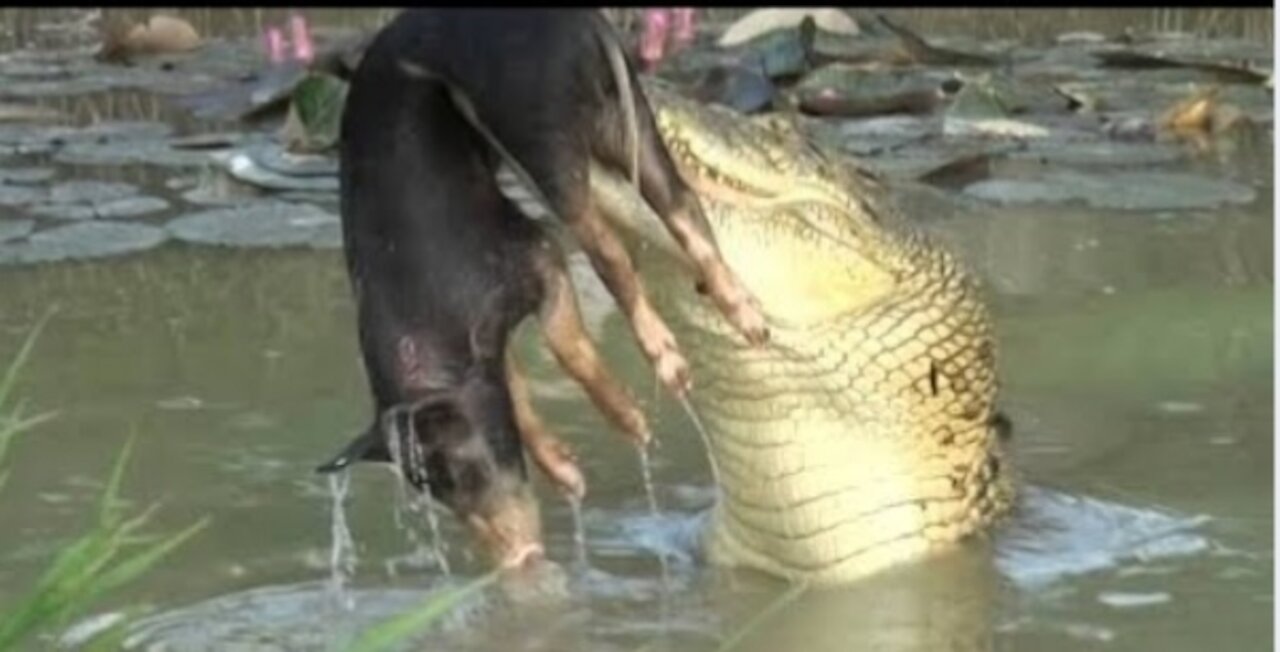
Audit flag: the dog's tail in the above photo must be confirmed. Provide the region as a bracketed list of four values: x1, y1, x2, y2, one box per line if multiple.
[596, 13, 640, 189]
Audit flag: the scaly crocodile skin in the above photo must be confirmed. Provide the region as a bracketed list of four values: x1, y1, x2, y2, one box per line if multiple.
[590, 80, 1015, 585]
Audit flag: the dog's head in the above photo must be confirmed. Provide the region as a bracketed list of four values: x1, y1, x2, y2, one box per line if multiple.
[319, 366, 543, 570]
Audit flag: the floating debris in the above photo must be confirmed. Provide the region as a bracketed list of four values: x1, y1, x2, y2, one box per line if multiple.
[1097, 591, 1173, 609]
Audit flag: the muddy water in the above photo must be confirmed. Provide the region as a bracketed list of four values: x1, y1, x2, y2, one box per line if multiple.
[0, 8, 1273, 652]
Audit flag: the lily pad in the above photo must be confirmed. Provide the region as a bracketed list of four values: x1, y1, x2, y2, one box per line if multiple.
[47, 180, 137, 204]
[0, 167, 55, 185]
[965, 171, 1257, 211]
[0, 185, 46, 207]
[0, 76, 117, 98]
[167, 201, 340, 249]
[0, 220, 169, 265]
[1012, 141, 1184, 168]
[30, 196, 170, 221]
[248, 144, 339, 178]
[0, 218, 33, 242]
[54, 139, 214, 168]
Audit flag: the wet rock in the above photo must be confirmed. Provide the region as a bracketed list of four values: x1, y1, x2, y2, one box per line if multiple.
[965, 171, 1256, 211]
[717, 8, 858, 48]
[167, 201, 340, 249]
[795, 65, 951, 117]
[692, 64, 776, 114]
[0, 220, 168, 265]
[0, 218, 33, 242]
[97, 14, 202, 64]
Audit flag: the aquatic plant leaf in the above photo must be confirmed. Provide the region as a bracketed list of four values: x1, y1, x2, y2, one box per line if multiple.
[285, 72, 349, 154]
[342, 571, 501, 652]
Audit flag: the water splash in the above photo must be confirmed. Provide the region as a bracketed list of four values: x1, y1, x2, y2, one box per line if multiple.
[383, 404, 451, 576]
[675, 393, 720, 491]
[636, 442, 673, 632]
[326, 470, 357, 612]
[567, 495, 590, 570]
[638, 444, 662, 517]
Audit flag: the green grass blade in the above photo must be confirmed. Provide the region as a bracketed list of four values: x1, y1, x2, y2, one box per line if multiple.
[341, 570, 502, 652]
[96, 434, 138, 528]
[0, 409, 59, 464]
[0, 308, 56, 413]
[64, 516, 211, 621]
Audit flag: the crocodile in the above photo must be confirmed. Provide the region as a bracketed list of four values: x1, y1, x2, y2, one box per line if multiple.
[587, 79, 1016, 586]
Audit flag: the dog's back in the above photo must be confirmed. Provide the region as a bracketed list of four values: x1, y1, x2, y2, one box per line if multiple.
[340, 14, 543, 398]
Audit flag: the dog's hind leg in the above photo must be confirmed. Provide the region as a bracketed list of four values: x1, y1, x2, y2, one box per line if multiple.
[531, 239, 658, 441]
[506, 350, 586, 499]
[592, 93, 771, 348]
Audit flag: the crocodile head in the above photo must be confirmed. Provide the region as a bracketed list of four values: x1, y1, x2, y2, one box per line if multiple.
[591, 80, 1015, 586]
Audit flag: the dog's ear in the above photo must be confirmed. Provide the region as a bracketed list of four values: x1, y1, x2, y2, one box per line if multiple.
[316, 390, 464, 475]
[316, 425, 389, 474]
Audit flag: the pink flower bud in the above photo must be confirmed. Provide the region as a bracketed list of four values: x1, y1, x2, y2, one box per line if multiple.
[289, 14, 314, 63]
[264, 26, 285, 64]
[639, 9, 671, 72]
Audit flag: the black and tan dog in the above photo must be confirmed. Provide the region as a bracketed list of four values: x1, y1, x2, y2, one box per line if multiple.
[319, 9, 764, 569]
[318, 10, 635, 569]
